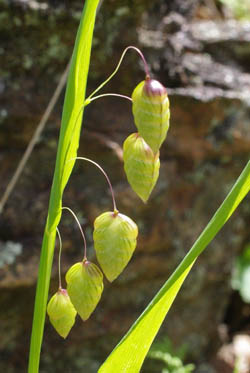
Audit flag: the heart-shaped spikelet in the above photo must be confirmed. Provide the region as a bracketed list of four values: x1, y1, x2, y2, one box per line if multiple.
[132, 78, 170, 154]
[93, 210, 138, 282]
[66, 260, 103, 321]
[47, 288, 77, 338]
[123, 133, 160, 203]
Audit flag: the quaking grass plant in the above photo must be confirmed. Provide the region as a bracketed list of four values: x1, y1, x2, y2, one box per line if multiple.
[28, 1, 250, 372]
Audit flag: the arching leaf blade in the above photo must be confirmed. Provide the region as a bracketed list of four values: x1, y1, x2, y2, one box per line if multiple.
[99, 161, 250, 373]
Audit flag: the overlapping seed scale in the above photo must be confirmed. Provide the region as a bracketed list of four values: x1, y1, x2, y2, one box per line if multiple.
[123, 133, 160, 203]
[66, 261, 103, 321]
[47, 289, 77, 338]
[93, 211, 138, 282]
[132, 80, 170, 154]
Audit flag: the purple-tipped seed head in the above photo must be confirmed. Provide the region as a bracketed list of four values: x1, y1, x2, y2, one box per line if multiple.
[58, 288, 68, 296]
[143, 78, 167, 97]
[83, 259, 90, 267]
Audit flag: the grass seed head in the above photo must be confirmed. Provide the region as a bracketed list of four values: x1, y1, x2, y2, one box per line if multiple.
[47, 288, 77, 338]
[123, 133, 160, 203]
[132, 79, 170, 154]
[93, 211, 138, 281]
[65, 260, 104, 321]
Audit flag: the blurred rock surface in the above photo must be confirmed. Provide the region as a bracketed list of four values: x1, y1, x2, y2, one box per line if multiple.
[0, 0, 250, 372]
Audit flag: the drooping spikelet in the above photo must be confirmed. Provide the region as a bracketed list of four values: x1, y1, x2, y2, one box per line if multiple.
[47, 288, 77, 338]
[66, 260, 103, 321]
[93, 210, 138, 282]
[123, 133, 160, 203]
[132, 78, 170, 154]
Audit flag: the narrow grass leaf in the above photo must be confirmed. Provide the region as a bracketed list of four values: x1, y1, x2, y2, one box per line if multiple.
[99, 161, 250, 373]
[28, 2, 100, 372]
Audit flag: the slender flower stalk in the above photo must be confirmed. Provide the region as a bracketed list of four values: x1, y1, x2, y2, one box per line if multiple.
[61, 207, 88, 260]
[87, 93, 132, 105]
[68, 157, 118, 212]
[68, 46, 149, 148]
[56, 227, 63, 289]
[47, 227, 77, 339]
[70, 94, 132, 149]
[86, 45, 150, 102]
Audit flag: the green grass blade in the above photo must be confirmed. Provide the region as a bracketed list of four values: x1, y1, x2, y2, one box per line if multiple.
[28, 1, 100, 372]
[99, 160, 250, 373]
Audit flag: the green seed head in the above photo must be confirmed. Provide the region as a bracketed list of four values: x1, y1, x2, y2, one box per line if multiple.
[66, 260, 103, 321]
[93, 211, 138, 282]
[132, 79, 170, 154]
[47, 288, 77, 338]
[123, 133, 160, 203]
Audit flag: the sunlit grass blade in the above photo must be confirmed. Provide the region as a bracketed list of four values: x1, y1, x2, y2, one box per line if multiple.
[28, 1, 100, 372]
[99, 160, 250, 373]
